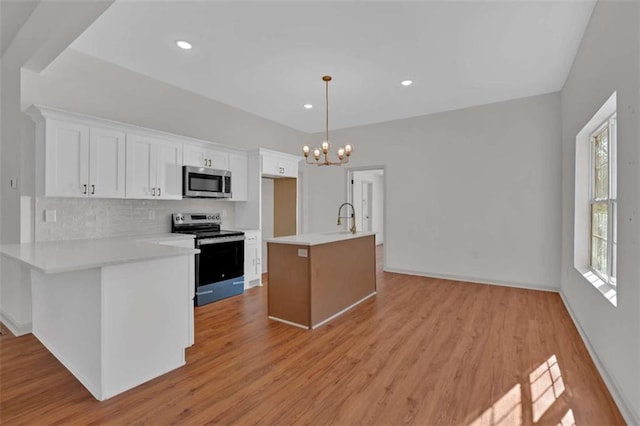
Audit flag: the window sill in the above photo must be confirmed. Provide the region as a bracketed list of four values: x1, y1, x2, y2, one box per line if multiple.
[575, 267, 617, 307]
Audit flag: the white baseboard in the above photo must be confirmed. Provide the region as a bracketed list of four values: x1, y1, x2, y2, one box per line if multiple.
[559, 291, 639, 426]
[312, 292, 377, 329]
[383, 267, 559, 293]
[0, 311, 32, 336]
[268, 316, 309, 330]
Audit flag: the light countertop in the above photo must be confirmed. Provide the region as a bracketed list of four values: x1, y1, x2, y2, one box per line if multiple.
[265, 231, 375, 246]
[0, 233, 198, 274]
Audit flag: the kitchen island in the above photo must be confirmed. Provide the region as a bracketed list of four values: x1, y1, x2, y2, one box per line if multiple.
[0, 234, 198, 401]
[266, 232, 376, 329]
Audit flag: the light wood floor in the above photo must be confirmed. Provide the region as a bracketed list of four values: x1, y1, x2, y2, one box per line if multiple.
[0, 246, 623, 425]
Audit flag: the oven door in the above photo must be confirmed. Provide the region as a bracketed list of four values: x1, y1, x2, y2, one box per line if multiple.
[195, 239, 244, 287]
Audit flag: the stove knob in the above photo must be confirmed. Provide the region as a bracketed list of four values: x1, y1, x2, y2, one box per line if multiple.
[207, 215, 212, 220]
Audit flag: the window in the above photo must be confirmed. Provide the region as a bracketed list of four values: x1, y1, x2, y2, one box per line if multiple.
[589, 114, 617, 286]
[574, 91, 617, 306]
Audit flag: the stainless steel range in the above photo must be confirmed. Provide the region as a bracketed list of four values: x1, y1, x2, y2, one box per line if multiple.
[172, 213, 245, 306]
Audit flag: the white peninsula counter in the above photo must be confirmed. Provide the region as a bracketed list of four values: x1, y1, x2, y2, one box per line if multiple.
[0, 234, 198, 401]
[265, 232, 376, 329]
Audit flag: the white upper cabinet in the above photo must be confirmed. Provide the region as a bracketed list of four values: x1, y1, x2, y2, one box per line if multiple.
[261, 151, 299, 178]
[89, 127, 126, 198]
[228, 152, 248, 201]
[183, 144, 228, 170]
[43, 119, 125, 198]
[126, 134, 183, 200]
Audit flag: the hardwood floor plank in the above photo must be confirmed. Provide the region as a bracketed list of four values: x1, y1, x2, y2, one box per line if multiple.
[0, 247, 624, 425]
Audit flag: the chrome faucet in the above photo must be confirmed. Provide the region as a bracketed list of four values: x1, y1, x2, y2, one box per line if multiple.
[337, 202, 357, 234]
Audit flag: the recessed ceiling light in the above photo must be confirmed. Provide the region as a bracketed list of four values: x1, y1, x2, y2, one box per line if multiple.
[401, 80, 413, 86]
[304, 104, 313, 109]
[176, 40, 192, 50]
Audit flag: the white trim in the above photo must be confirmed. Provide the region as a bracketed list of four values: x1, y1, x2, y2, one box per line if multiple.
[0, 311, 32, 336]
[311, 292, 377, 329]
[384, 267, 559, 293]
[268, 316, 309, 330]
[559, 291, 638, 425]
[24, 104, 248, 155]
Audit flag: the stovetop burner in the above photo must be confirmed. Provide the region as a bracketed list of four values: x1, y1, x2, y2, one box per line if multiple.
[171, 213, 244, 241]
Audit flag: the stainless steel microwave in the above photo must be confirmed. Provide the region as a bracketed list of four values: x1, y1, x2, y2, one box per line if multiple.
[183, 166, 232, 198]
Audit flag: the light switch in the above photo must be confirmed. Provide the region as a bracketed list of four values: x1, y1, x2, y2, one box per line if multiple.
[10, 178, 18, 189]
[298, 248, 308, 258]
[44, 210, 57, 222]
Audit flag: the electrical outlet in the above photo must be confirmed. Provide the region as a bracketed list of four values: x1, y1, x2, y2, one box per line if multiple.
[44, 210, 57, 222]
[222, 209, 228, 218]
[148, 210, 155, 220]
[298, 248, 308, 258]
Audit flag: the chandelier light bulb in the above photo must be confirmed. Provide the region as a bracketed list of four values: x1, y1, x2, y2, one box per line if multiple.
[338, 148, 345, 159]
[302, 145, 310, 157]
[321, 141, 330, 153]
[344, 144, 353, 155]
[313, 149, 321, 160]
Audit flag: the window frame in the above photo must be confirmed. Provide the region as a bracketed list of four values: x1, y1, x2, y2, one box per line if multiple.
[588, 112, 617, 287]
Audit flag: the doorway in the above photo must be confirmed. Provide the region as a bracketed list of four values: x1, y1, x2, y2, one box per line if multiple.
[348, 167, 385, 246]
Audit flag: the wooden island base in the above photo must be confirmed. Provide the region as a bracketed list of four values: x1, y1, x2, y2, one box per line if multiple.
[267, 233, 376, 329]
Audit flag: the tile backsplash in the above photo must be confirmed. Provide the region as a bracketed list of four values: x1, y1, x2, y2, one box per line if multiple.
[35, 198, 237, 242]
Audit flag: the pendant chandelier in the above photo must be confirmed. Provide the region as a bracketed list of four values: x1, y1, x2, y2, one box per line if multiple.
[302, 76, 353, 166]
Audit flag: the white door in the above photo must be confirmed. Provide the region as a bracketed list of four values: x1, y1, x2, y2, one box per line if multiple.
[361, 180, 373, 232]
[125, 134, 155, 199]
[45, 119, 90, 197]
[154, 140, 183, 200]
[89, 128, 126, 198]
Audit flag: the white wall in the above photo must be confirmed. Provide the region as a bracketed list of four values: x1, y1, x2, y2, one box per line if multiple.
[352, 170, 384, 244]
[261, 178, 274, 273]
[303, 93, 562, 291]
[560, 1, 639, 423]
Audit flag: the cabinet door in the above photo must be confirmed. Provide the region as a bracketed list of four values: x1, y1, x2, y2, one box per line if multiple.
[183, 144, 207, 167]
[278, 159, 298, 178]
[261, 154, 279, 176]
[244, 233, 260, 283]
[154, 140, 183, 200]
[45, 119, 90, 197]
[89, 127, 126, 198]
[125, 134, 156, 199]
[206, 149, 229, 170]
[229, 153, 247, 201]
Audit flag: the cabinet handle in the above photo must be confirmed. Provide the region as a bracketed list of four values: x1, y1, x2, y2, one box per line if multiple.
[91, 184, 95, 195]
[83, 184, 87, 194]
[152, 187, 156, 196]
[158, 187, 161, 197]
[208, 159, 212, 167]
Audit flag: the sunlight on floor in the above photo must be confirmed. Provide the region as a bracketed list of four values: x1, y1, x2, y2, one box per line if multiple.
[530, 354, 565, 422]
[558, 408, 576, 426]
[469, 354, 572, 426]
[469, 384, 522, 426]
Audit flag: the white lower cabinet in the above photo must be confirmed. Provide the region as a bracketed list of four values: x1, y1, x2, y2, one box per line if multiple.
[125, 134, 182, 200]
[244, 230, 261, 287]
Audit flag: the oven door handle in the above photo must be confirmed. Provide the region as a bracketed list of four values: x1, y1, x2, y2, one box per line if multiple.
[196, 290, 213, 295]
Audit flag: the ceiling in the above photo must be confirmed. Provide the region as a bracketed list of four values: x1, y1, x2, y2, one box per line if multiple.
[69, 1, 596, 133]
